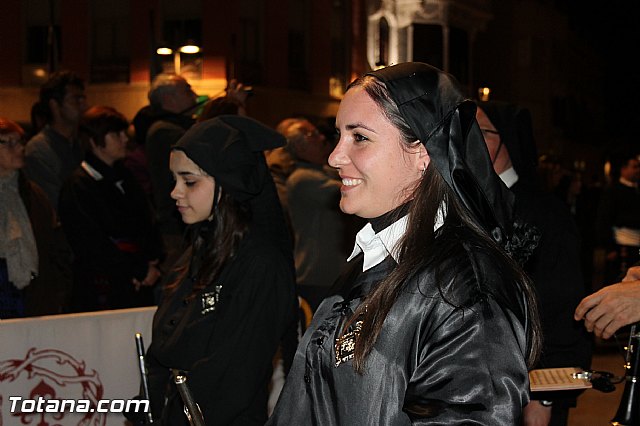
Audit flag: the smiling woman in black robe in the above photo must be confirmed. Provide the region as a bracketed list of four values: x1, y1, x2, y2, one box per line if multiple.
[267, 62, 542, 425]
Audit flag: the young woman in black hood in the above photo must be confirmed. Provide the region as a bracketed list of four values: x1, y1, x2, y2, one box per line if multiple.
[267, 62, 541, 425]
[144, 115, 297, 425]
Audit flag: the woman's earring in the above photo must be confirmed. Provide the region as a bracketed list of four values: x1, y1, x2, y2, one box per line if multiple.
[421, 163, 427, 176]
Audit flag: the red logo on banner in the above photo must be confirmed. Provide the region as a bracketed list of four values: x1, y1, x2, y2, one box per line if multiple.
[0, 348, 105, 426]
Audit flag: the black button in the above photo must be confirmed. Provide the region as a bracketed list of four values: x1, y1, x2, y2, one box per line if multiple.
[169, 319, 176, 325]
[304, 374, 311, 383]
[316, 337, 324, 346]
[183, 298, 189, 305]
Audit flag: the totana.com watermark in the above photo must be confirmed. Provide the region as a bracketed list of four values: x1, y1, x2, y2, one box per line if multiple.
[8, 396, 150, 414]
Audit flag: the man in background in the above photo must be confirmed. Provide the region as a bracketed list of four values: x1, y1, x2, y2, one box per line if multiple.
[24, 70, 88, 210]
[595, 151, 640, 285]
[477, 102, 592, 426]
[272, 117, 361, 311]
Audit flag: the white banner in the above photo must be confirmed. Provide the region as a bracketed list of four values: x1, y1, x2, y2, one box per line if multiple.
[0, 307, 156, 426]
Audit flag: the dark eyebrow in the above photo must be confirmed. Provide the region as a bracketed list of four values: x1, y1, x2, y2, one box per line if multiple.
[176, 171, 203, 177]
[345, 122, 377, 133]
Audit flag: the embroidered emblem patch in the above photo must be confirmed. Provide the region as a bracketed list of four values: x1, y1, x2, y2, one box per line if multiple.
[334, 320, 363, 367]
[201, 285, 223, 315]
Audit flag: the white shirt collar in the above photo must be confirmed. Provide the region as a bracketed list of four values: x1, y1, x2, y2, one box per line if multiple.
[347, 204, 446, 272]
[498, 167, 519, 189]
[347, 216, 408, 271]
[81, 160, 125, 194]
[81, 161, 103, 181]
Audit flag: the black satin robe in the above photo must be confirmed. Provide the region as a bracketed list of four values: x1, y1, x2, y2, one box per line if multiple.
[268, 240, 530, 425]
[146, 233, 297, 425]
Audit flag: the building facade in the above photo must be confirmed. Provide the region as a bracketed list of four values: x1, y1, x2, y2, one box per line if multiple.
[0, 0, 608, 175]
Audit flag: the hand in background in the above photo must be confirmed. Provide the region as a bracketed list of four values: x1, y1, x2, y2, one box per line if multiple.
[133, 260, 162, 291]
[574, 265, 640, 339]
[622, 265, 640, 282]
[226, 79, 250, 111]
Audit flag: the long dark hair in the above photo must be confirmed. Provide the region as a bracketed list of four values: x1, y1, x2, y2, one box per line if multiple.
[164, 188, 251, 298]
[342, 76, 541, 373]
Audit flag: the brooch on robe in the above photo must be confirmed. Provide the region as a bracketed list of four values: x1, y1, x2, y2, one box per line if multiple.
[201, 285, 223, 315]
[334, 319, 363, 367]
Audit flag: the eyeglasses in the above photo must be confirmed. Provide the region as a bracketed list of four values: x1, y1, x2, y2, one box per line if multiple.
[479, 128, 502, 165]
[480, 128, 500, 136]
[0, 138, 25, 148]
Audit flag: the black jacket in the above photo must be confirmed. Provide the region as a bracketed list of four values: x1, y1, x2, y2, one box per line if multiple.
[512, 181, 592, 405]
[146, 232, 297, 425]
[59, 153, 163, 311]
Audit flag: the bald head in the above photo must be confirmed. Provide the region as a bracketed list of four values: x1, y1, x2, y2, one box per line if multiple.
[276, 118, 331, 165]
[148, 74, 197, 114]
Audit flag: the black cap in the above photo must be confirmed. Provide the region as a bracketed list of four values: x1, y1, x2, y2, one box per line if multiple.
[174, 115, 285, 202]
[174, 115, 293, 262]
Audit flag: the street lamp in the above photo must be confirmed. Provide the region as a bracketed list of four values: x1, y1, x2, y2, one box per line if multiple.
[478, 87, 491, 102]
[179, 41, 200, 54]
[156, 41, 201, 75]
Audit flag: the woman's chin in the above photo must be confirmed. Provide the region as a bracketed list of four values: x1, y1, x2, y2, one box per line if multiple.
[180, 215, 195, 225]
[339, 200, 357, 216]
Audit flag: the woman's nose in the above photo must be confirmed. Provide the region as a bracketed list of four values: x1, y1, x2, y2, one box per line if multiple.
[170, 183, 181, 200]
[328, 138, 348, 169]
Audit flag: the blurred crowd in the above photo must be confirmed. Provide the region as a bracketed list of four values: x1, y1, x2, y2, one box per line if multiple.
[0, 70, 362, 319]
[2, 69, 635, 320]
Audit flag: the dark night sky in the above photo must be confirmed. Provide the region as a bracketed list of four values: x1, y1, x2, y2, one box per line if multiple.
[564, 1, 640, 145]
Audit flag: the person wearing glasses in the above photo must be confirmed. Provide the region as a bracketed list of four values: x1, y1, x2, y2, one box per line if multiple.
[24, 70, 88, 211]
[268, 63, 542, 425]
[0, 117, 72, 318]
[476, 102, 591, 426]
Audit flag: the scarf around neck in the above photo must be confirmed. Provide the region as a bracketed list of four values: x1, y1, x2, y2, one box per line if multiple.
[0, 171, 38, 289]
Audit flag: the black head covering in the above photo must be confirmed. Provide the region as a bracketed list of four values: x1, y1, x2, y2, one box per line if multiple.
[367, 63, 543, 343]
[367, 62, 514, 245]
[174, 115, 292, 258]
[478, 101, 538, 187]
[174, 115, 285, 202]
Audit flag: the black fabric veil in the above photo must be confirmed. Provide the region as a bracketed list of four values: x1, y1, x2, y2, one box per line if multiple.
[367, 63, 541, 333]
[367, 62, 515, 246]
[173, 115, 292, 261]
